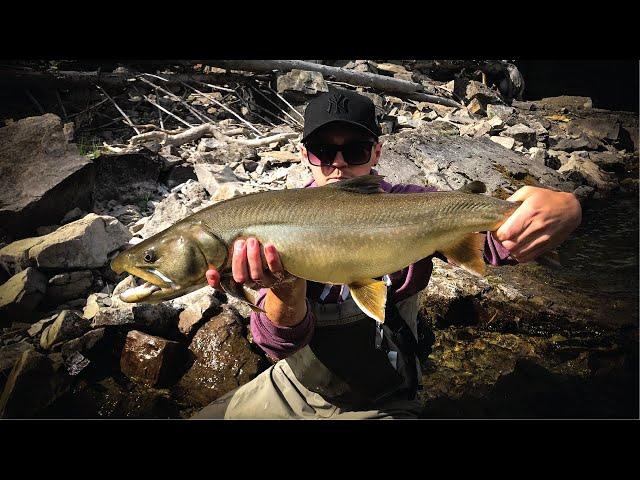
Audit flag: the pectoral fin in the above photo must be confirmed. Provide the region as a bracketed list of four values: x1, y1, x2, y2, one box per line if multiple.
[348, 278, 388, 323]
[220, 274, 266, 314]
[441, 232, 486, 276]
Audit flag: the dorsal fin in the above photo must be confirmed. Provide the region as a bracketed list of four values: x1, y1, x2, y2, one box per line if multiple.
[323, 175, 385, 194]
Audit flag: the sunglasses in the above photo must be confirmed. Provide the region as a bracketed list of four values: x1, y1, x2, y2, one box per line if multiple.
[305, 141, 375, 166]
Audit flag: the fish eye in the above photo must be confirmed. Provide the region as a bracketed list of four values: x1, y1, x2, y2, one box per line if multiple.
[143, 250, 155, 263]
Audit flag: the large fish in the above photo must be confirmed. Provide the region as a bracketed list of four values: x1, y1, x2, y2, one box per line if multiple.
[110, 175, 520, 322]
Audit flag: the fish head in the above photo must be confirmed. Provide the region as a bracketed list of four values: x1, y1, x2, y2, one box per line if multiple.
[110, 222, 227, 303]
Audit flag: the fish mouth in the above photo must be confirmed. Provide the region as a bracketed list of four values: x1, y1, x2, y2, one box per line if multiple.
[118, 267, 178, 303]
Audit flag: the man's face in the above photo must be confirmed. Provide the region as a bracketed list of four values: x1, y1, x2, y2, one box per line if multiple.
[300, 123, 382, 187]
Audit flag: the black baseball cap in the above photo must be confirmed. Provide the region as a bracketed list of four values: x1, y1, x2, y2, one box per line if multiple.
[302, 87, 381, 143]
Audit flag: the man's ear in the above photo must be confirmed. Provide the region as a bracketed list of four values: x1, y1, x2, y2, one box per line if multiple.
[372, 141, 382, 166]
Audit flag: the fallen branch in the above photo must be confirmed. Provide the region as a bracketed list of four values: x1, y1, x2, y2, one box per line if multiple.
[204, 60, 463, 108]
[129, 123, 298, 147]
[96, 84, 140, 134]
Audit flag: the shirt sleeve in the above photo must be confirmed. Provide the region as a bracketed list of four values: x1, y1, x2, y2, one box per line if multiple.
[249, 288, 315, 361]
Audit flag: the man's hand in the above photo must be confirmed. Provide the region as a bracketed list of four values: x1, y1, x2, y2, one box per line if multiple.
[205, 237, 293, 291]
[495, 186, 582, 263]
[205, 237, 307, 327]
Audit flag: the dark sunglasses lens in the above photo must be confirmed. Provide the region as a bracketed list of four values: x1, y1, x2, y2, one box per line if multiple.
[342, 143, 373, 165]
[307, 145, 336, 165]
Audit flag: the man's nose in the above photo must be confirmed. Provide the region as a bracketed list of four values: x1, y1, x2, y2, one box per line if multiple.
[331, 151, 349, 168]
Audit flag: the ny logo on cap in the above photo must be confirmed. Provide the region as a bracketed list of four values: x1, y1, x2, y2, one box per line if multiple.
[327, 93, 349, 114]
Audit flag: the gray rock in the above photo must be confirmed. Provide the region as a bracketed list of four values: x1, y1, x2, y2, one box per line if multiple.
[194, 163, 238, 197]
[285, 163, 313, 189]
[45, 270, 94, 305]
[486, 104, 517, 122]
[587, 151, 628, 173]
[452, 79, 504, 105]
[60, 328, 106, 358]
[567, 117, 621, 142]
[197, 138, 226, 152]
[60, 207, 86, 225]
[93, 152, 164, 204]
[40, 310, 91, 350]
[381, 125, 574, 195]
[501, 124, 537, 148]
[0, 342, 32, 391]
[572, 185, 595, 201]
[490, 136, 515, 150]
[277, 69, 329, 99]
[166, 164, 197, 189]
[0, 267, 48, 325]
[558, 156, 618, 191]
[529, 147, 547, 164]
[136, 193, 194, 239]
[16, 214, 131, 270]
[550, 135, 602, 152]
[0, 349, 71, 418]
[178, 292, 221, 336]
[0, 114, 95, 239]
[534, 96, 593, 111]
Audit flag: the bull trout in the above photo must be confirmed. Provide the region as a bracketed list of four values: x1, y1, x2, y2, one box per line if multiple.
[110, 175, 520, 323]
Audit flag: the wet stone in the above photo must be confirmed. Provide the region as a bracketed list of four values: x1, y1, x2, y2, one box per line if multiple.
[173, 307, 261, 408]
[0, 267, 48, 325]
[119, 330, 184, 387]
[45, 270, 94, 305]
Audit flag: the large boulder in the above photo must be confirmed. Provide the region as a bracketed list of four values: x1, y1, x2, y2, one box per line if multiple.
[277, 69, 329, 102]
[0, 214, 131, 273]
[44, 270, 94, 305]
[0, 114, 95, 240]
[173, 307, 261, 408]
[0, 267, 48, 325]
[93, 152, 165, 203]
[558, 156, 618, 191]
[380, 125, 575, 195]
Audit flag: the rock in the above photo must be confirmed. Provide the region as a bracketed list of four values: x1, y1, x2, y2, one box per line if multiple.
[535, 96, 593, 111]
[36, 226, 59, 236]
[257, 150, 301, 164]
[27, 314, 58, 337]
[44, 270, 94, 305]
[0, 349, 71, 418]
[197, 138, 226, 152]
[382, 125, 574, 194]
[443, 109, 476, 125]
[189, 143, 257, 166]
[93, 152, 164, 203]
[19, 214, 131, 270]
[501, 124, 537, 148]
[558, 156, 618, 191]
[178, 291, 221, 336]
[0, 237, 45, 274]
[194, 163, 238, 197]
[550, 135, 602, 152]
[119, 330, 184, 387]
[90, 277, 179, 336]
[376, 62, 411, 78]
[277, 69, 329, 101]
[453, 79, 504, 106]
[486, 104, 517, 122]
[466, 98, 486, 116]
[136, 193, 194, 239]
[529, 147, 547, 164]
[0, 114, 95, 239]
[490, 136, 515, 150]
[211, 182, 255, 202]
[60, 207, 86, 225]
[0, 342, 32, 391]
[40, 310, 91, 350]
[0, 267, 48, 324]
[572, 185, 595, 201]
[587, 151, 628, 174]
[165, 164, 197, 188]
[174, 307, 261, 407]
[567, 117, 620, 142]
[285, 163, 312, 189]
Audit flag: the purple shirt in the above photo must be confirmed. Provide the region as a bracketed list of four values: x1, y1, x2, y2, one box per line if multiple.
[249, 177, 515, 360]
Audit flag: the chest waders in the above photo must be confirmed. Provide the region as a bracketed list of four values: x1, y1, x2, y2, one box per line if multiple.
[284, 288, 422, 409]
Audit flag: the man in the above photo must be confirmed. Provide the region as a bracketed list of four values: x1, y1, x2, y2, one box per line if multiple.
[192, 87, 582, 419]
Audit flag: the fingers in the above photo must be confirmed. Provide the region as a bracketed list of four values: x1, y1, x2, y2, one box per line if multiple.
[246, 237, 266, 282]
[206, 268, 221, 290]
[264, 243, 284, 274]
[232, 239, 249, 283]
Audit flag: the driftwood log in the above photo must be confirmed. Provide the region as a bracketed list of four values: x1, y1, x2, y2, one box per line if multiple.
[203, 60, 463, 108]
